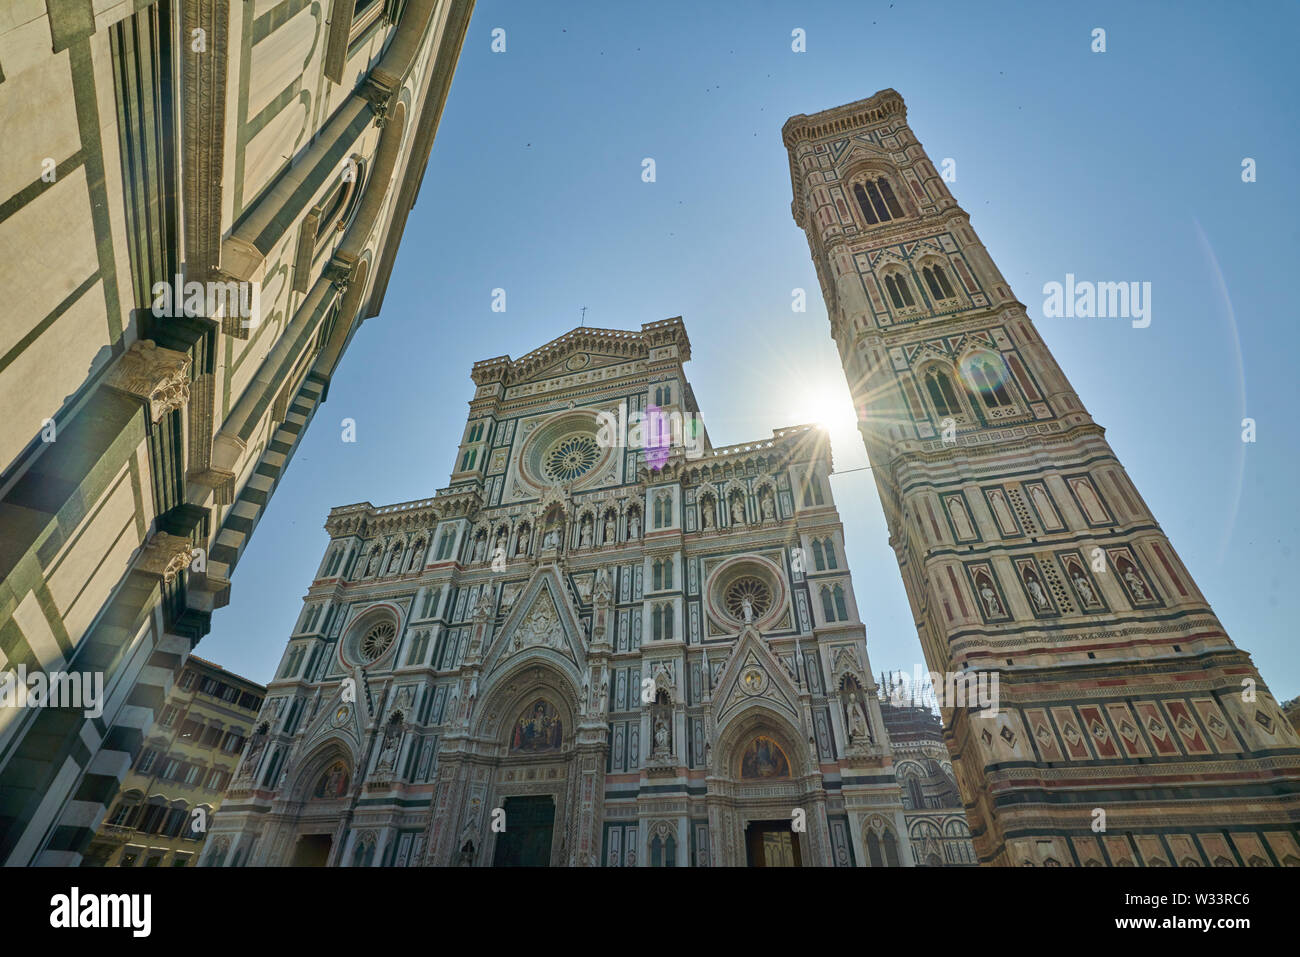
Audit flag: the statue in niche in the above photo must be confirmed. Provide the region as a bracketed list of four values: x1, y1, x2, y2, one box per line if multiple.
[457, 840, 475, 867]
[580, 518, 593, 547]
[700, 499, 714, 529]
[387, 546, 402, 573]
[761, 491, 775, 521]
[365, 550, 380, 577]
[494, 529, 506, 555]
[978, 577, 1002, 617]
[1072, 569, 1097, 605]
[516, 526, 529, 555]
[604, 513, 617, 543]
[472, 535, 486, 562]
[376, 720, 401, 772]
[847, 698, 870, 744]
[542, 526, 559, 551]
[627, 510, 641, 539]
[238, 726, 268, 781]
[741, 594, 755, 623]
[654, 712, 671, 754]
[1121, 563, 1150, 601]
[1024, 570, 1050, 610]
[730, 496, 745, 524]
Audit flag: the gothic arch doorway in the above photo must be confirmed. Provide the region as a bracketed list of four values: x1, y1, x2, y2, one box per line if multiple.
[276, 740, 355, 866]
[708, 705, 826, 866]
[466, 663, 583, 866]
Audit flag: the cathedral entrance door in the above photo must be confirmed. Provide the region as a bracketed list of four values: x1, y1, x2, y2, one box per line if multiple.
[491, 795, 556, 867]
[744, 820, 802, 867]
[289, 834, 332, 866]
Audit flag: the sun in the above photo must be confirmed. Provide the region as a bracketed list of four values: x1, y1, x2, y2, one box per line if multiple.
[791, 382, 858, 436]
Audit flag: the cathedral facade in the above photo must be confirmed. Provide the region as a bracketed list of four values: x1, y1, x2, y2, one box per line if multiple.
[205, 319, 914, 866]
[783, 90, 1300, 866]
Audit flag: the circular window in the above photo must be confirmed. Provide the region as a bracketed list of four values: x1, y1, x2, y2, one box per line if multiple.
[518, 411, 615, 491]
[359, 621, 396, 661]
[543, 434, 600, 483]
[725, 576, 772, 622]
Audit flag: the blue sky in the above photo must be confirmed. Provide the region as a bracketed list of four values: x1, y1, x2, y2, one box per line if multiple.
[205, 0, 1300, 703]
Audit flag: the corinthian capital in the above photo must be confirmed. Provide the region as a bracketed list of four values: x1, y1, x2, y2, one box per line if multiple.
[104, 340, 192, 423]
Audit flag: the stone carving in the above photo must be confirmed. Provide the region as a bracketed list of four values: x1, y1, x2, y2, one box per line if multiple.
[136, 531, 195, 584]
[376, 719, 402, 772]
[104, 340, 192, 423]
[511, 597, 560, 654]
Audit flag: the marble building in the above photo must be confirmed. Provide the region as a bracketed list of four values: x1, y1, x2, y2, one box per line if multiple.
[0, 0, 473, 864]
[876, 675, 977, 866]
[783, 89, 1300, 866]
[204, 318, 915, 866]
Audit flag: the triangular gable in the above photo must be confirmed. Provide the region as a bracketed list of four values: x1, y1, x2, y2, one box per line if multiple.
[521, 351, 637, 384]
[837, 141, 891, 173]
[712, 626, 802, 731]
[482, 565, 587, 680]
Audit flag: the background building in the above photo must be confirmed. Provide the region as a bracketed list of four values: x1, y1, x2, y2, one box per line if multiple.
[205, 318, 913, 866]
[83, 656, 263, 867]
[784, 89, 1300, 866]
[0, 0, 473, 864]
[877, 673, 976, 866]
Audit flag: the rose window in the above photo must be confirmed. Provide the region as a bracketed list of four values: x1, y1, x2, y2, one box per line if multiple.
[360, 621, 396, 661]
[543, 434, 600, 483]
[724, 577, 772, 622]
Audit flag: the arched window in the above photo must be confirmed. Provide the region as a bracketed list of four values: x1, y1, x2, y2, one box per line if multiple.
[820, 586, 835, 621]
[853, 175, 905, 225]
[652, 605, 663, 641]
[652, 560, 662, 590]
[924, 367, 961, 418]
[460, 449, 476, 471]
[823, 538, 838, 569]
[922, 262, 957, 300]
[662, 604, 674, 641]
[908, 776, 924, 810]
[884, 272, 916, 309]
[853, 183, 878, 224]
[883, 831, 900, 866]
[802, 472, 825, 506]
[833, 585, 848, 621]
[663, 560, 673, 589]
[866, 832, 882, 867]
[812, 539, 825, 571]
[968, 356, 1013, 408]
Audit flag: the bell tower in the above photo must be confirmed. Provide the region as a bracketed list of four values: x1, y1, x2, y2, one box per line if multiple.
[783, 90, 1300, 866]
